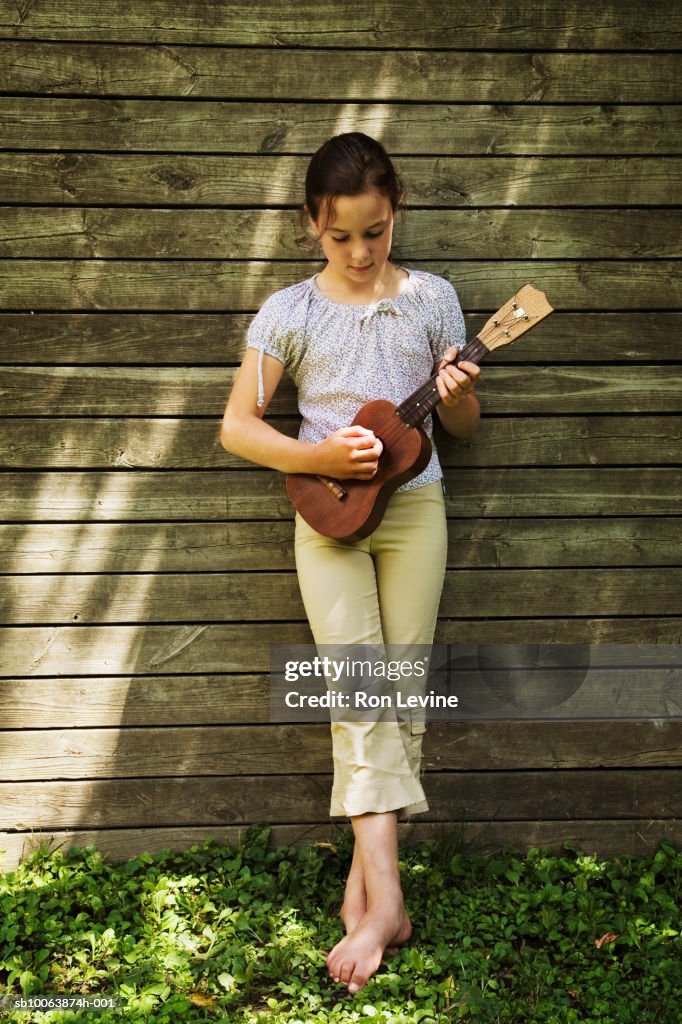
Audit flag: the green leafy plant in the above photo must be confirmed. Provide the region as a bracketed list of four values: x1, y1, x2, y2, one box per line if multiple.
[0, 829, 680, 1023]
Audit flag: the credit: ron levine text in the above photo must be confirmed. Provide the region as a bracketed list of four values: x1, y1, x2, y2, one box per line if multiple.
[282, 690, 459, 710]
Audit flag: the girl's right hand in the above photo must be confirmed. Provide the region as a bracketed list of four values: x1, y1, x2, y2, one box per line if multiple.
[315, 425, 383, 479]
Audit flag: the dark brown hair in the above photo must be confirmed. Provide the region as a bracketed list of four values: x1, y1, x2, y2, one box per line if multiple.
[305, 132, 404, 228]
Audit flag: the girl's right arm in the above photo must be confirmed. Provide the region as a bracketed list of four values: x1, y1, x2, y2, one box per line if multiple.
[220, 349, 382, 479]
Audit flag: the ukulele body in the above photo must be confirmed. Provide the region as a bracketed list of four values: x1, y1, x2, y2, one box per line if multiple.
[286, 399, 432, 543]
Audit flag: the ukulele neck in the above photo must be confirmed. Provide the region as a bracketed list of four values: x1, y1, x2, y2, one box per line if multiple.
[395, 337, 489, 428]
[394, 284, 554, 429]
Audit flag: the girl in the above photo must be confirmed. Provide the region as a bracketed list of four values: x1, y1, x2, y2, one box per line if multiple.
[221, 132, 481, 995]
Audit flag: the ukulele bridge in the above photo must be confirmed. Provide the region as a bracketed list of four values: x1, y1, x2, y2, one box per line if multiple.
[316, 475, 347, 501]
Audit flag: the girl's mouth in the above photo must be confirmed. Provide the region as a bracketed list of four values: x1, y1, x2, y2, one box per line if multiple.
[350, 264, 373, 273]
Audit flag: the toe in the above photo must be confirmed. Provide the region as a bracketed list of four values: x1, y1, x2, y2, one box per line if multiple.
[347, 965, 370, 995]
[339, 957, 356, 986]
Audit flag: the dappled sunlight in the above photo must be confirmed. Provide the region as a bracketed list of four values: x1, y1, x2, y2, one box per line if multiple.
[2, 10, 677, 877]
[1, 382, 189, 856]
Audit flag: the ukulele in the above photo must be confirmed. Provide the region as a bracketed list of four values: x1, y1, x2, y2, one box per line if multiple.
[286, 284, 553, 542]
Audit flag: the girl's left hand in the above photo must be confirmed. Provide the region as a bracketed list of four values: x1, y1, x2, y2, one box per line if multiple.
[435, 349, 480, 407]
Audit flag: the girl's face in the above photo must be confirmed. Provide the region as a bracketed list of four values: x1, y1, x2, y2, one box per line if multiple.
[309, 189, 395, 291]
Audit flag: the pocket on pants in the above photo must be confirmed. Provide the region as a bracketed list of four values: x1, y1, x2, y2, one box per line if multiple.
[409, 717, 427, 771]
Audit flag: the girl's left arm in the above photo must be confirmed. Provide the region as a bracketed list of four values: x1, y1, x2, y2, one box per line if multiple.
[433, 348, 481, 439]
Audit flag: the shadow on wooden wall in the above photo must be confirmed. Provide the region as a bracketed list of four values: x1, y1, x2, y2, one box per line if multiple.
[1, 0, 681, 869]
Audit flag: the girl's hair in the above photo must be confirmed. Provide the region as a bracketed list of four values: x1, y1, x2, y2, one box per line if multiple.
[305, 132, 404, 227]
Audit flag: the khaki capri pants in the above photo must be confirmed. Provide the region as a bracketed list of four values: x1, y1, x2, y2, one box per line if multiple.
[294, 480, 448, 819]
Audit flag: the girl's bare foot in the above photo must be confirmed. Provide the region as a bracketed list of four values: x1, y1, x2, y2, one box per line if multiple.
[327, 900, 412, 994]
[339, 845, 409, 955]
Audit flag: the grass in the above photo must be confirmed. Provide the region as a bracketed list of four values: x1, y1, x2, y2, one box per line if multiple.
[0, 826, 681, 1023]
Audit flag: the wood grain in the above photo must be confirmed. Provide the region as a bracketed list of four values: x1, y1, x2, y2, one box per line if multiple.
[2, 312, 680, 364]
[2, 517, 680, 573]
[2, 675, 680, 734]
[2, 721, 682, 780]
[2, 207, 678, 259]
[2, 468, 681, 521]
[1, 770, 680, 829]
[0, 260, 680, 311]
[3, 99, 680, 155]
[2, 154, 679, 207]
[3, 43, 680, 102]
[0, 0, 677, 49]
[3, 416, 680, 469]
[2, 568, 681, 624]
[3, 365, 681, 415]
[2, 620, 680, 678]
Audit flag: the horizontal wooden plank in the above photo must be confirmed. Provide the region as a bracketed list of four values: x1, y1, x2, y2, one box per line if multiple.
[1, 770, 680, 829]
[3, 366, 682, 417]
[3, 366, 679, 417]
[3, 674, 681, 732]
[0, 724, 333, 779]
[2, 568, 681, 624]
[2, 517, 680, 574]
[3, 416, 681, 470]
[3, 818, 681, 873]
[2, 620, 680, 677]
[1, 722, 681, 780]
[1, 716, 675, 778]
[438, 415, 682, 466]
[3, 154, 679, 208]
[3, 468, 681, 522]
[3, 43, 680, 103]
[0, 0, 677, 49]
[1, 261, 679, 312]
[2, 99, 680, 155]
[2, 208, 679, 259]
[2, 312, 679, 364]
[0, 312, 252, 363]
[0, 675, 273, 726]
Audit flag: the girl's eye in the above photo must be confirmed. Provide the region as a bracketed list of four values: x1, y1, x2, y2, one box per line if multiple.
[330, 230, 384, 243]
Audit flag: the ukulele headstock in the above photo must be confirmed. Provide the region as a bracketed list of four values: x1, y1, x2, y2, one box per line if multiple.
[476, 284, 553, 352]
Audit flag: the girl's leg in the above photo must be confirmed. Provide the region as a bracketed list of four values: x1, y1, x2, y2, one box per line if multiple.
[326, 483, 448, 990]
[294, 511, 428, 820]
[327, 810, 411, 995]
[294, 484, 447, 993]
[295, 514, 416, 933]
[339, 834, 366, 934]
[372, 481, 448, 796]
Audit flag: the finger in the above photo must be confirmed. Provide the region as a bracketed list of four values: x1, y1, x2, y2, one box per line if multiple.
[437, 371, 468, 404]
[457, 360, 481, 380]
[441, 364, 478, 395]
[343, 424, 377, 438]
[439, 369, 468, 396]
[435, 374, 455, 403]
[351, 437, 382, 457]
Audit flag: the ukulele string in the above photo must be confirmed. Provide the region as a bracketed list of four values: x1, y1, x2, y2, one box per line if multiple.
[355, 301, 537, 446]
[396, 302, 538, 428]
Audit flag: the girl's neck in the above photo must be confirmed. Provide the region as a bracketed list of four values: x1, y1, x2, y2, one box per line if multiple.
[315, 262, 409, 306]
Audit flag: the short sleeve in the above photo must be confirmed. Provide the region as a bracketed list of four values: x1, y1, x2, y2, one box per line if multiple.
[246, 292, 291, 368]
[430, 277, 466, 364]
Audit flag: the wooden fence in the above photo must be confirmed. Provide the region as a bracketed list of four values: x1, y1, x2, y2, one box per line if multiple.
[1, 0, 681, 870]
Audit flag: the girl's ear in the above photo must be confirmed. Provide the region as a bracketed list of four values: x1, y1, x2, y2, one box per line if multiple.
[304, 207, 320, 239]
